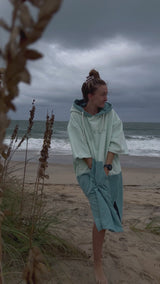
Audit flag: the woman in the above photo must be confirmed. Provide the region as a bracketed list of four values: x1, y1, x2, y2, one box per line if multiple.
[67, 69, 128, 284]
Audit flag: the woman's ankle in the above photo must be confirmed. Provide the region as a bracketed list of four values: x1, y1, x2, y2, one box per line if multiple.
[94, 259, 102, 266]
[93, 263, 107, 283]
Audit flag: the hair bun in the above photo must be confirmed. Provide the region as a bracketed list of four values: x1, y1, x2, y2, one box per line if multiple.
[89, 69, 100, 79]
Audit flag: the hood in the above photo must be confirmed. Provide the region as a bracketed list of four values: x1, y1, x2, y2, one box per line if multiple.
[71, 99, 112, 117]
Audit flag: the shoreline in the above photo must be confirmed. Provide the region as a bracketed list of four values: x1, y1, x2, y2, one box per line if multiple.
[10, 151, 160, 168]
[9, 157, 160, 187]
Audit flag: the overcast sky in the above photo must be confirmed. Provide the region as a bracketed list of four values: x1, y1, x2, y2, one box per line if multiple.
[0, 0, 160, 122]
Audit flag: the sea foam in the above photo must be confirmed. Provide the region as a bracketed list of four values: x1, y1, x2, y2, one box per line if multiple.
[4, 135, 160, 157]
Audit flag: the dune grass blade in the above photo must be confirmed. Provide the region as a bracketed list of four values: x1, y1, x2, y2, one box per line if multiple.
[1, 179, 87, 283]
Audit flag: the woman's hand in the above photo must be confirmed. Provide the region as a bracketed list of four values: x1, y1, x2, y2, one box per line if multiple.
[83, 157, 92, 169]
[104, 167, 109, 176]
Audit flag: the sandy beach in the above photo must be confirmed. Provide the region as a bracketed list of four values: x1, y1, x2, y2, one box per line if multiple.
[9, 154, 160, 283]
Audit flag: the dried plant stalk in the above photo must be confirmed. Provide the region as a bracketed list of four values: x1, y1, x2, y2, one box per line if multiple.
[0, 0, 62, 164]
[20, 100, 35, 216]
[23, 246, 48, 284]
[1, 124, 19, 182]
[30, 112, 54, 245]
[0, 211, 4, 284]
[0, 0, 62, 282]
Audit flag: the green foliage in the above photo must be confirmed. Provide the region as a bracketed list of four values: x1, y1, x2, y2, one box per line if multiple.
[130, 217, 160, 235]
[145, 218, 160, 235]
[1, 178, 87, 278]
[0, 102, 86, 282]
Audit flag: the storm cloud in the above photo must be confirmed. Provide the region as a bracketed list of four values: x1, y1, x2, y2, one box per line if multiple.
[0, 0, 160, 121]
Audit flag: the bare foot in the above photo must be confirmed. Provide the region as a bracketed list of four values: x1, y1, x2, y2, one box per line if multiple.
[94, 262, 108, 284]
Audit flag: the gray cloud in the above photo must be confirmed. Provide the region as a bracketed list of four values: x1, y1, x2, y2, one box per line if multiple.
[1, 0, 160, 122]
[45, 0, 160, 47]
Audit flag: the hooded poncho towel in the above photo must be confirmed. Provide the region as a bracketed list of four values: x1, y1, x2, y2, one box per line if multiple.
[67, 99, 128, 232]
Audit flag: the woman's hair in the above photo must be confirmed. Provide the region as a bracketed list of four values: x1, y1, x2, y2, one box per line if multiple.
[81, 69, 106, 102]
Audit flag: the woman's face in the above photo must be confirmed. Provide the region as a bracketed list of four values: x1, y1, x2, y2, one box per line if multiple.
[89, 84, 108, 109]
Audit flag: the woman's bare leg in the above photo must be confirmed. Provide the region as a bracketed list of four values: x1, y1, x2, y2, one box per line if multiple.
[93, 223, 108, 283]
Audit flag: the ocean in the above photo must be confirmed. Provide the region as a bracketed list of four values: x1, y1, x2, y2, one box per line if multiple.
[4, 121, 160, 158]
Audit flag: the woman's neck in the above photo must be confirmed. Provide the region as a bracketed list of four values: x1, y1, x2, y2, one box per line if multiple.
[84, 102, 98, 115]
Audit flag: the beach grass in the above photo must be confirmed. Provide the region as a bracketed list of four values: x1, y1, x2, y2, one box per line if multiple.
[130, 217, 160, 235]
[145, 218, 160, 235]
[0, 106, 87, 283]
[1, 175, 88, 283]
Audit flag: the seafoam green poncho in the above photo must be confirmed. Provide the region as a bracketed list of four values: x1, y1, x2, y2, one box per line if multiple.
[67, 99, 128, 232]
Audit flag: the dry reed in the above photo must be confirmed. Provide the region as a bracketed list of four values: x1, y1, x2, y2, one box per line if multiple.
[0, 210, 4, 284]
[30, 112, 54, 247]
[23, 246, 48, 284]
[0, 107, 56, 282]
[20, 99, 35, 216]
[1, 124, 18, 182]
[0, 0, 62, 282]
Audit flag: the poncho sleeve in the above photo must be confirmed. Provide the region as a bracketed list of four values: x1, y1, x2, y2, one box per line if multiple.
[67, 112, 91, 160]
[108, 110, 128, 155]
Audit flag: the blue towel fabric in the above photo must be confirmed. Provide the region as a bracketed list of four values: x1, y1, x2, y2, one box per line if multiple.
[77, 160, 123, 232]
